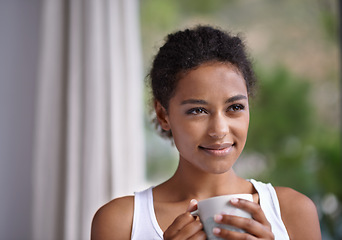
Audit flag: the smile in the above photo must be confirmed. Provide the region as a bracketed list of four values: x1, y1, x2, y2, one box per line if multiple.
[198, 143, 234, 157]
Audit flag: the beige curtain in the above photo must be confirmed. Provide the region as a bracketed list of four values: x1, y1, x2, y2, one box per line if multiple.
[32, 0, 145, 239]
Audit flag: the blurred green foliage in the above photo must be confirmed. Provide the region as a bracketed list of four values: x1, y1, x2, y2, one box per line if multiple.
[246, 66, 314, 155]
[141, 0, 180, 30]
[317, 0, 339, 42]
[246, 66, 341, 196]
[176, 0, 229, 15]
[246, 67, 316, 188]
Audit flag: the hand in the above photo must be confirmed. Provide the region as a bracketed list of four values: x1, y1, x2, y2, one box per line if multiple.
[163, 199, 206, 240]
[212, 198, 274, 239]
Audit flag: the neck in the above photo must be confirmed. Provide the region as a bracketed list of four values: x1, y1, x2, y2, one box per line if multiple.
[162, 158, 247, 201]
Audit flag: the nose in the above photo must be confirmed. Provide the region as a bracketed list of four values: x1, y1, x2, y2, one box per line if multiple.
[208, 113, 229, 139]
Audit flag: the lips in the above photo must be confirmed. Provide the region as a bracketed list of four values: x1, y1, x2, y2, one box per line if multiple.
[199, 143, 234, 157]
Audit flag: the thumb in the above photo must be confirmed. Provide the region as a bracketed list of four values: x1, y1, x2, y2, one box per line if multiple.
[186, 199, 198, 212]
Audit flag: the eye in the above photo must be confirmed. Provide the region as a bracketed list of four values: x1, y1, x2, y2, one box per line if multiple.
[227, 104, 245, 112]
[186, 107, 208, 115]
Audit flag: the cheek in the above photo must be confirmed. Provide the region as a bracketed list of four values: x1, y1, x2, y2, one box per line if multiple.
[243, 114, 250, 132]
[170, 119, 206, 151]
[171, 122, 200, 143]
[233, 114, 250, 139]
[241, 118, 250, 142]
[172, 129, 193, 156]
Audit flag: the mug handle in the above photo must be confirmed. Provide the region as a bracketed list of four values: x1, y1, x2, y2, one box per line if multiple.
[191, 209, 199, 217]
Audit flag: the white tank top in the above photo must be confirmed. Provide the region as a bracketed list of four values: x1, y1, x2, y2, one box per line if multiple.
[131, 179, 290, 240]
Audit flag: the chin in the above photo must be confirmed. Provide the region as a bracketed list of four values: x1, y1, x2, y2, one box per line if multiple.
[201, 163, 234, 175]
[211, 168, 232, 175]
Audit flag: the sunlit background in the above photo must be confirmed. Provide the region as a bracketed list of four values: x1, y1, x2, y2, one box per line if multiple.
[0, 0, 340, 239]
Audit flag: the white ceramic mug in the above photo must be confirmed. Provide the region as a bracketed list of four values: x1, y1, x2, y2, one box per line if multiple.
[192, 194, 253, 240]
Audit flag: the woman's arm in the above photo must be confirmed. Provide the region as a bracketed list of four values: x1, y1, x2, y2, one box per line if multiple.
[276, 187, 321, 240]
[91, 196, 134, 240]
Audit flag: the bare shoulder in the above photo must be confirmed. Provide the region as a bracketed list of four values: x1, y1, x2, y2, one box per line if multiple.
[275, 187, 321, 240]
[91, 195, 134, 240]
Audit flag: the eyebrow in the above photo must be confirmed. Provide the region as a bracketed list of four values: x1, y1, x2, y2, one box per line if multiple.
[225, 94, 248, 103]
[181, 99, 208, 105]
[180, 94, 247, 105]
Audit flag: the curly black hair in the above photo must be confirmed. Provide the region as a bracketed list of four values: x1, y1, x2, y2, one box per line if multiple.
[149, 25, 256, 139]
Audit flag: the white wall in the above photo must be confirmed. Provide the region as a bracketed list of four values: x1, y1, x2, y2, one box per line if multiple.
[0, 0, 40, 239]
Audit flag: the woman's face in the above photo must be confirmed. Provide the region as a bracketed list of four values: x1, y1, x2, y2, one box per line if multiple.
[157, 62, 250, 174]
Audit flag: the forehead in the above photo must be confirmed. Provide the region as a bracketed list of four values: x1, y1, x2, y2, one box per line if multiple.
[173, 63, 247, 99]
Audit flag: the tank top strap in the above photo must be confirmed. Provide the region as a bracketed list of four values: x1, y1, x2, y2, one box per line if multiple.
[131, 187, 163, 240]
[249, 179, 290, 240]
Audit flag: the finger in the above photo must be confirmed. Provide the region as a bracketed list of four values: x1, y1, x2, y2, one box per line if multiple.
[186, 199, 198, 212]
[163, 215, 203, 240]
[178, 220, 204, 239]
[230, 198, 271, 228]
[164, 200, 201, 239]
[164, 212, 195, 238]
[215, 213, 269, 237]
[213, 227, 257, 240]
[188, 228, 207, 240]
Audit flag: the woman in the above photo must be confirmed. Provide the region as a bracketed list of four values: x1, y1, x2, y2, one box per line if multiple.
[91, 26, 321, 240]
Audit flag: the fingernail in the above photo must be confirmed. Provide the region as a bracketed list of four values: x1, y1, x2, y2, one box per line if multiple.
[213, 227, 221, 235]
[230, 198, 239, 204]
[187, 199, 198, 211]
[214, 214, 223, 222]
[189, 199, 198, 208]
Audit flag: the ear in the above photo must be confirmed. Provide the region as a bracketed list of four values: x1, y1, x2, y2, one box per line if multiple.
[154, 100, 171, 131]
